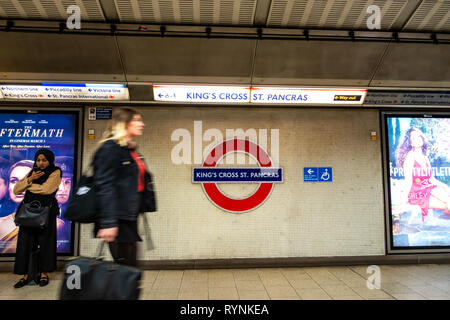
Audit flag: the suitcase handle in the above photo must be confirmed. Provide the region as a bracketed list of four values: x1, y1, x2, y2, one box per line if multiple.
[96, 241, 106, 258]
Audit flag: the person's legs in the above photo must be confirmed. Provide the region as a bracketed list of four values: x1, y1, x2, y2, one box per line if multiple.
[13, 227, 38, 288]
[430, 187, 450, 211]
[37, 215, 57, 280]
[429, 194, 447, 211]
[122, 243, 137, 267]
[108, 241, 137, 267]
[14, 227, 37, 277]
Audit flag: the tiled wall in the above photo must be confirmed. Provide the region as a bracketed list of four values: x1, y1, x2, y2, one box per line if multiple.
[80, 106, 385, 260]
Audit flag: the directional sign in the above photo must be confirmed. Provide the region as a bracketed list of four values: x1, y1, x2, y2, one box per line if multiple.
[304, 167, 333, 182]
[303, 167, 319, 182]
[364, 90, 450, 106]
[251, 87, 366, 105]
[95, 108, 113, 120]
[153, 85, 250, 103]
[0, 83, 129, 101]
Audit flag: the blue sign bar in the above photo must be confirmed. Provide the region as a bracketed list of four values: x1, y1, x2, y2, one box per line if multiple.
[304, 167, 333, 182]
[41, 82, 86, 87]
[193, 168, 283, 183]
[41, 83, 126, 88]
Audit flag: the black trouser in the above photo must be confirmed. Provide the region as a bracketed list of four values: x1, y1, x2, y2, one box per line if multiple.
[14, 215, 57, 275]
[108, 241, 137, 267]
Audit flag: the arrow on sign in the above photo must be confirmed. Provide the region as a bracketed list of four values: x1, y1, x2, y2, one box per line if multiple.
[307, 169, 314, 174]
[158, 93, 163, 98]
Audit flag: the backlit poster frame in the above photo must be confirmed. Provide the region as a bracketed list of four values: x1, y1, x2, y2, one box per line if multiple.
[0, 107, 82, 260]
[382, 111, 450, 254]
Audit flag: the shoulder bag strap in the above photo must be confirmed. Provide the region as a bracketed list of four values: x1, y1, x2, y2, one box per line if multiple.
[142, 213, 155, 251]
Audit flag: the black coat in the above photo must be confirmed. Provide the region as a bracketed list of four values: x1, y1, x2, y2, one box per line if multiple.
[93, 140, 150, 229]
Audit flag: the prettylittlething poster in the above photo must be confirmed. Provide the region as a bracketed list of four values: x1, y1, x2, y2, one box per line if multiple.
[387, 115, 450, 248]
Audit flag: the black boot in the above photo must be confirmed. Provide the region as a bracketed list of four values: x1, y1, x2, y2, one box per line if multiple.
[39, 276, 49, 287]
[14, 277, 28, 289]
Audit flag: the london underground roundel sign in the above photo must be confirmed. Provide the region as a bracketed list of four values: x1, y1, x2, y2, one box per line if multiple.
[192, 139, 283, 213]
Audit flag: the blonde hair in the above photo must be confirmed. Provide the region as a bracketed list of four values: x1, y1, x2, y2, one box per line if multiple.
[99, 107, 142, 146]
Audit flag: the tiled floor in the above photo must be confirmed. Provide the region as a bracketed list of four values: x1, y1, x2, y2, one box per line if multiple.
[1, 264, 450, 300]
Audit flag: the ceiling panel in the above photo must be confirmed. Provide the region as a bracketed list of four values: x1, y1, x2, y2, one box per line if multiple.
[0, 0, 106, 21]
[372, 42, 450, 87]
[253, 39, 388, 86]
[0, 32, 124, 81]
[114, 0, 257, 26]
[267, 0, 411, 30]
[117, 36, 256, 83]
[404, 0, 450, 32]
[0, 0, 448, 33]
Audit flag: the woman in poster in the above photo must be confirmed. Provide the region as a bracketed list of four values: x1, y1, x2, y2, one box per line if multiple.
[0, 163, 15, 216]
[396, 127, 450, 223]
[54, 156, 73, 216]
[54, 156, 73, 252]
[13, 149, 61, 288]
[0, 160, 66, 254]
[0, 160, 34, 253]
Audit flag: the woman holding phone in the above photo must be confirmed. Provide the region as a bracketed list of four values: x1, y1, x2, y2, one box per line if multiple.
[12, 149, 61, 288]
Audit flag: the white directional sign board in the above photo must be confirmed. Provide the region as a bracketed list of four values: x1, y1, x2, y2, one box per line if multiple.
[0, 83, 129, 101]
[153, 85, 367, 105]
[251, 87, 367, 105]
[153, 85, 251, 103]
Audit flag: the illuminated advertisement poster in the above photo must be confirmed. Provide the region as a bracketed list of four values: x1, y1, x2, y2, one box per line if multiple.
[0, 111, 78, 256]
[386, 114, 450, 249]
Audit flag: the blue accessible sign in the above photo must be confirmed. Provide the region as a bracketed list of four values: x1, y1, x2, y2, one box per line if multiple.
[304, 167, 332, 182]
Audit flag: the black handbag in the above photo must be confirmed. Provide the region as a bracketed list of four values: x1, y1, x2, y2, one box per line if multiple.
[14, 200, 50, 229]
[60, 242, 141, 300]
[64, 174, 98, 223]
[141, 171, 157, 213]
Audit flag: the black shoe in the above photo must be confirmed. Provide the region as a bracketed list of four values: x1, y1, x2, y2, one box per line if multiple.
[39, 276, 49, 287]
[14, 278, 28, 288]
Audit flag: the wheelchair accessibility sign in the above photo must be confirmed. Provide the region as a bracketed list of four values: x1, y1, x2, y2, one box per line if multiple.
[303, 167, 333, 182]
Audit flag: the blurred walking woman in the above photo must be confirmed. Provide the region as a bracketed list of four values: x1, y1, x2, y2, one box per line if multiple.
[94, 107, 147, 267]
[13, 149, 61, 288]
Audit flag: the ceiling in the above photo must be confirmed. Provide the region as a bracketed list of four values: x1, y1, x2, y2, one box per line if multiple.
[0, 0, 449, 32]
[0, 1, 448, 89]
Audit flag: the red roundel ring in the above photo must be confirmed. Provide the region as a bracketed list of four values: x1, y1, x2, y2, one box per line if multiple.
[202, 139, 274, 213]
